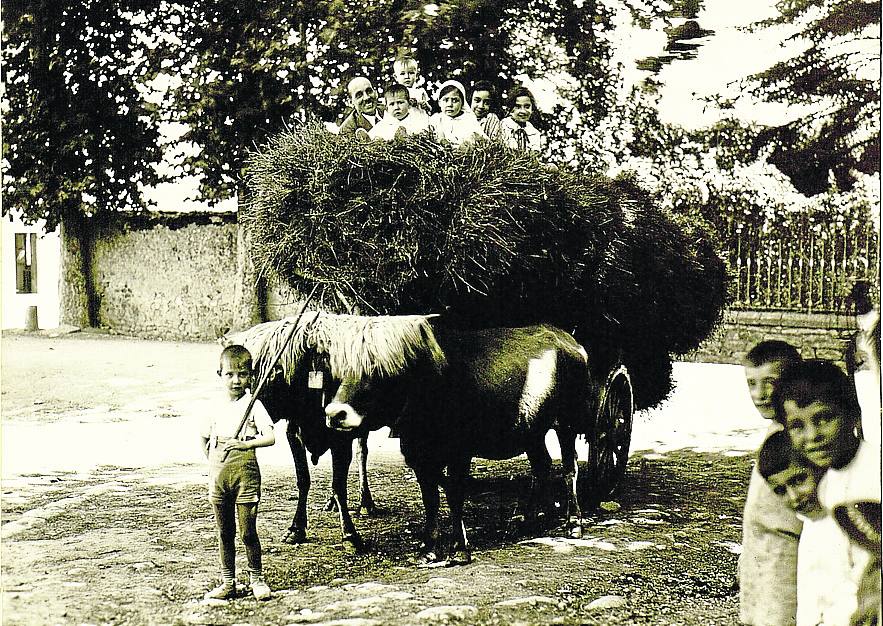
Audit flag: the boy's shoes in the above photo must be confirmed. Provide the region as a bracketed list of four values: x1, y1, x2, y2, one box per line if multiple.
[250, 574, 271, 601]
[205, 581, 236, 600]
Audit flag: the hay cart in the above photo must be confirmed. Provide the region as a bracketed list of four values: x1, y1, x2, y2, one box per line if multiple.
[244, 123, 728, 505]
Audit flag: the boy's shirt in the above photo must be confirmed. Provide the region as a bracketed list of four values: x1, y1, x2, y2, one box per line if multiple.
[818, 439, 881, 553]
[478, 112, 503, 141]
[796, 512, 871, 626]
[369, 108, 431, 140]
[201, 392, 274, 441]
[819, 439, 882, 509]
[740, 422, 803, 626]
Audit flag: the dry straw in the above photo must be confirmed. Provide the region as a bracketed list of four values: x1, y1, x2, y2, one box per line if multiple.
[243, 119, 730, 409]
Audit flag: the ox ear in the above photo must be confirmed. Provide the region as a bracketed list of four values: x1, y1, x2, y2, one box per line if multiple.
[419, 322, 447, 373]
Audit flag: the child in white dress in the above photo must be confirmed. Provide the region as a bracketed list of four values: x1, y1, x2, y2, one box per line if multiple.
[429, 80, 486, 147]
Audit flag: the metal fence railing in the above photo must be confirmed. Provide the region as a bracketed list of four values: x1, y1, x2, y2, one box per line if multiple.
[724, 216, 879, 313]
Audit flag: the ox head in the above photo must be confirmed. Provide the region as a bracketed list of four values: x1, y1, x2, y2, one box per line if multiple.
[324, 376, 385, 431]
[324, 319, 446, 432]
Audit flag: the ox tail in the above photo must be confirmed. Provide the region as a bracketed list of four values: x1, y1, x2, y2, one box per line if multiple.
[551, 338, 593, 438]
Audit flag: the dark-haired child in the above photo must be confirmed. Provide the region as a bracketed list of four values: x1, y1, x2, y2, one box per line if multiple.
[757, 430, 861, 626]
[200, 345, 276, 600]
[369, 82, 430, 140]
[775, 359, 880, 626]
[500, 86, 543, 152]
[470, 80, 503, 140]
[739, 340, 803, 626]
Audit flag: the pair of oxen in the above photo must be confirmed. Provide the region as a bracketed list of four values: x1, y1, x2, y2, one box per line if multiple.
[230, 311, 611, 566]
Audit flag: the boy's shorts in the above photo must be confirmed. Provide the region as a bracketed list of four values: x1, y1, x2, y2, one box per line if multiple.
[208, 444, 261, 505]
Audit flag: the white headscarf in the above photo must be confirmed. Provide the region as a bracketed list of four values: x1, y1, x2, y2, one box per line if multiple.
[434, 80, 471, 114]
[431, 79, 487, 146]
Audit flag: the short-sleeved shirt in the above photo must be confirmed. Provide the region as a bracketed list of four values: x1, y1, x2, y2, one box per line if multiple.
[201, 392, 274, 441]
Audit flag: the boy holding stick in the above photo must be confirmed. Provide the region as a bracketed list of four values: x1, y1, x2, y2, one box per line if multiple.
[201, 344, 276, 600]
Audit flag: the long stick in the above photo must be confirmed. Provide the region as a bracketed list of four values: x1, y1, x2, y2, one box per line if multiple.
[222, 285, 319, 458]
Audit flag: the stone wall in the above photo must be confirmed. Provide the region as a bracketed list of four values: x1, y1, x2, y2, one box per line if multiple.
[90, 212, 239, 340]
[84, 212, 860, 358]
[685, 309, 856, 367]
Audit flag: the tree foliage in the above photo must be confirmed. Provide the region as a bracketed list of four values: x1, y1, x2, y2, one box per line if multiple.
[2, 0, 165, 230]
[748, 0, 880, 194]
[151, 0, 641, 204]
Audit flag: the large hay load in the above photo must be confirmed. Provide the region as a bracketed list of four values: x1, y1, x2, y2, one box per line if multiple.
[243, 119, 730, 409]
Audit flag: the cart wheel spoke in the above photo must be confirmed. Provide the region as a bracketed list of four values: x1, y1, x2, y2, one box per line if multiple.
[580, 365, 634, 508]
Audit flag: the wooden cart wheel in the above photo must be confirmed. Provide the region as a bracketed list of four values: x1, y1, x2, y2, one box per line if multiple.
[585, 364, 634, 503]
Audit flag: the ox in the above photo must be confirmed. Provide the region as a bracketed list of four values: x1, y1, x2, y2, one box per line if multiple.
[227, 317, 377, 548]
[324, 318, 591, 565]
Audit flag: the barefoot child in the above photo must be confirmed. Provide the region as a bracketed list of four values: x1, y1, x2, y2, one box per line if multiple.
[201, 345, 276, 600]
[738, 340, 803, 626]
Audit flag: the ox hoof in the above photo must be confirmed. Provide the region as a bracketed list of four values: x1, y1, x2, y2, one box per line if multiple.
[445, 549, 472, 567]
[357, 503, 382, 517]
[283, 528, 308, 544]
[567, 522, 584, 538]
[342, 533, 364, 553]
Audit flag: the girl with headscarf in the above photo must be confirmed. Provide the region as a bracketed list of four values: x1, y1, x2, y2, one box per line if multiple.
[429, 80, 487, 147]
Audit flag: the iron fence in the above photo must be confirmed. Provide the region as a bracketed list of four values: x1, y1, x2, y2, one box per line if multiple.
[723, 216, 879, 313]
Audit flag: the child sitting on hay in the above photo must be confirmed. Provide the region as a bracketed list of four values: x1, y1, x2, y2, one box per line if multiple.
[430, 80, 487, 147]
[393, 55, 430, 113]
[500, 85, 543, 153]
[200, 345, 276, 601]
[369, 82, 431, 141]
[470, 80, 503, 140]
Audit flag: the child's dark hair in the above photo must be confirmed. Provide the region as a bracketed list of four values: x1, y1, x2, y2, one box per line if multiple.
[744, 340, 801, 368]
[384, 82, 409, 101]
[506, 85, 537, 112]
[219, 344, 253, 374]
[757, 430, 797, 479]
[471, 80, 496, 100]
[847, 279, 875, 316]
[773, 359, 861, 426]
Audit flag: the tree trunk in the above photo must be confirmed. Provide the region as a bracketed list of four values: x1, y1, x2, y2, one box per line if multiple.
[233, 203, 266, 330]
[58, 211, 96, 328]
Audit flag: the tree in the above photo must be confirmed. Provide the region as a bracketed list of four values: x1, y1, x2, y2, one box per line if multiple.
[2, 0, 165, 325]
[152, 0, 670, 202]
[153, 0, 528, 204]
[747, 0, 880, 194]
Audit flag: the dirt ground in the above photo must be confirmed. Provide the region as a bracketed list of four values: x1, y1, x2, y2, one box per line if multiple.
[1, 332, 764, 626]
